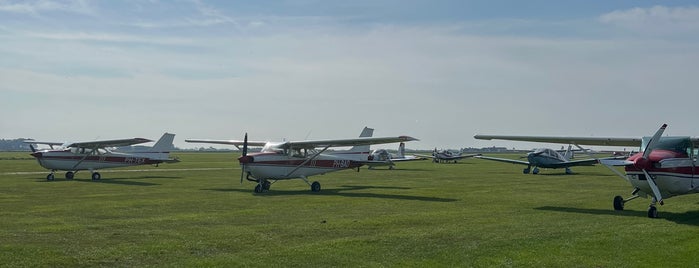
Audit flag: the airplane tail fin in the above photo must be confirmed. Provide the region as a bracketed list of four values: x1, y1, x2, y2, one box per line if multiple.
[397, 142, 406, 158]
[564, 145, 573, 160]
[337, 127, 374, 161]
[133, 133, 178, 163]
[347, 126, 374, 153]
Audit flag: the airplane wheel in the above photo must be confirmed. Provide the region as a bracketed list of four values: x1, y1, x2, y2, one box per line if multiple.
[65, 172, 74, 180]
[647, 206, 658, 218]
[613, 196, 624, 211]
[523, 168, 530, 174]
[565, 168, 572, 174]
[254, 184, 263, 193]
[311, 181, 321, 192]
[532, 168, 540, 174]
[91, 172, 101, 181]
[263, 181, 271, 191]
[46, 174, 55, 181]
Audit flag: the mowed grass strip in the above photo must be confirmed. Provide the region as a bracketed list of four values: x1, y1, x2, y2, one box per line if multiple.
[1, 152, 698, 267]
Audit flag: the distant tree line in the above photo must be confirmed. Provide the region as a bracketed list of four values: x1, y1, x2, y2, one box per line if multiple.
[0, 139, 32, 151]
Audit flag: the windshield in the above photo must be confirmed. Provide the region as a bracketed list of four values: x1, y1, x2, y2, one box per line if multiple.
[641, 136, 693, 157]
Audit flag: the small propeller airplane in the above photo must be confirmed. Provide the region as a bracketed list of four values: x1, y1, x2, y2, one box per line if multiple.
[186, 130, 418, 193]
[26, 133, 179, 181]
[366, 142, 426, 170]
[415, 149, 480, 163]
[475, 124, 699, 218]
[474, 145, 601, 174]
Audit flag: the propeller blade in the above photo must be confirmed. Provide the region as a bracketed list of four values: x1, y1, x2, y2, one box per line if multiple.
[240, 133, 248, 184]
[643, 124, 667, 159]
[242, 133, 248, 157]
[642, 169, 664, 205]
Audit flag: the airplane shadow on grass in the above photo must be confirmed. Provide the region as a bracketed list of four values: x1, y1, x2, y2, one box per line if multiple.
[38, 178, 164, 186]
[203, 185, 459, 203]
[536, 206, 699, 226]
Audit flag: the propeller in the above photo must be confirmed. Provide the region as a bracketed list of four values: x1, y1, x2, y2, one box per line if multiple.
[595, 124, 667, 206]
[240, 133, 248, 184]
[636, 124, 667, 205]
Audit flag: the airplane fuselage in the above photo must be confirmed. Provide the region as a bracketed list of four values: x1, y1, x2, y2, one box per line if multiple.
[624, 150, 699, 199]
[527, 151, 567, 168]
[31, 149, 167, 171]
[241, 152, 363, 180]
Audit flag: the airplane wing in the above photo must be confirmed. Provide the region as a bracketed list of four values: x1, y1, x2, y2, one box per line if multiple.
[474, 135, 642, 147]
[441, 154, 481, 160]
[546, 158, 599, 168]
[391, 155, 428, 162]
[474, 155, 530, 165]
[23, 141, 64, 147]
[65, 138, 153, 148]
[282, 136, 418, 150]
[184, 139, 267, 147]
[415, 153, 480, 160]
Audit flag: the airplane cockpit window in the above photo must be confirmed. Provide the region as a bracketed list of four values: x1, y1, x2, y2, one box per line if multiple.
[261, 143, 286, 155]
[291, 148, 306, 158]
[641, 136, 692, 158]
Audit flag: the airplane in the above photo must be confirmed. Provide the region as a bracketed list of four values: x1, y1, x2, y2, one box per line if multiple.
[415, 149, 480, 163]
[475, 124, 699, 218]
[474, 145, 600, 174]
[185, 131, 417, 193]
[366, 142, 426, 170]
[26, 133, 179, 181]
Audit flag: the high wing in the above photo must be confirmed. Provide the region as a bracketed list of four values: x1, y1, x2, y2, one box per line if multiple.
[283, 136, 418, 150]
[474, 155, 530, 165]
[23, 141, 64, 147]
[65, 138, 153, 148]
[185, 139, 267, 148]
[474, 135, 642, 147]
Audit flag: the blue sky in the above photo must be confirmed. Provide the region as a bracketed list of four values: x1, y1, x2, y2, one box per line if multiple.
[1, 0, 699, 150]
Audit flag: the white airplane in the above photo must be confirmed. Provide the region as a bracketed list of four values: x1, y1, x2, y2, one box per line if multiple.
[475, 145, 600, 174]
[416, 149, 480, 163]
[186, 131, 418, 193]
[366, 142, 426, 169]
[475, 124, 699, 218]
[26, 133, 178, 181]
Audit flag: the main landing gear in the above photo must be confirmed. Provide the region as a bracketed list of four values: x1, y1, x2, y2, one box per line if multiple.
[44, 171, 101, 181]
[523, 167, 540, 174]
[252, 178, 322, 193]
[612, 188, 660, 218]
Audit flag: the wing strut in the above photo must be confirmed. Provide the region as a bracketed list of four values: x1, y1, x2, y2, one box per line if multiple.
[284, 145, 330, 177]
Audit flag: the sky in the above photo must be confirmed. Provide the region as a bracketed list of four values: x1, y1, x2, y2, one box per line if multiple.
[1, 0, 699, 151]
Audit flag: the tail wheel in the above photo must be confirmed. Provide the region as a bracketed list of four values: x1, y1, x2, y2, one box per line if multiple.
[91, 172, 101, 181]
[46, 174, 55, 181]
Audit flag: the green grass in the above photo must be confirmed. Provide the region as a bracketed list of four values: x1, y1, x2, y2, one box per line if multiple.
[1, 152, 698, 267]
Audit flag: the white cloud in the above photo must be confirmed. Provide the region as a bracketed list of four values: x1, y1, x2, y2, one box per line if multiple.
[599, 5, 699, 36]
[0, 0, 94, 15]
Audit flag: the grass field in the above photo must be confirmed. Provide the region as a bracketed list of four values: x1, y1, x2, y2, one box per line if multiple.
[1, 151, 698, 267]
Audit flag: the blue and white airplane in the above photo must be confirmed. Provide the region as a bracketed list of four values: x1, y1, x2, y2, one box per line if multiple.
[474, 146, 599, 174]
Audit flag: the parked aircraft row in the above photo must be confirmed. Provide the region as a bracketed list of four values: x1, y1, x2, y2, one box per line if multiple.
[24, 123, 699, 218]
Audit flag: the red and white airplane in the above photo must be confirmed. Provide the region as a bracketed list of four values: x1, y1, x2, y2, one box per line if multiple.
[186, 130, 418, 193]
[26, 133, 179, 181]
[475, 124, 699, 218]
